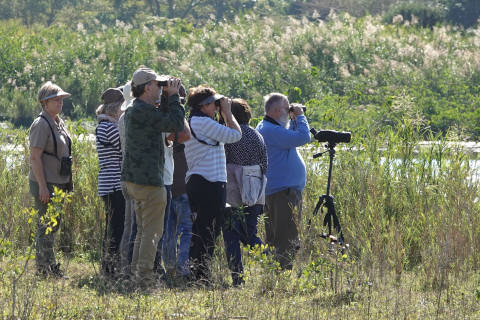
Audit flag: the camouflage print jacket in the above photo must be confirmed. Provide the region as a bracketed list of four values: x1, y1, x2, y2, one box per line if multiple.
[121, 94, 185, 186]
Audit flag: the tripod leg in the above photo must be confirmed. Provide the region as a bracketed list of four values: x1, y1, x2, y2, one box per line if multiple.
[308, 195, 325, 229]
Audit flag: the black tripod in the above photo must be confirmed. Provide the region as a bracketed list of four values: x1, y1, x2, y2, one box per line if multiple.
[311, 141, 345, 247]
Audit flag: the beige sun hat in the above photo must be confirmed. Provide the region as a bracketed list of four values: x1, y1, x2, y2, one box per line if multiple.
[38, 81, 71, 102]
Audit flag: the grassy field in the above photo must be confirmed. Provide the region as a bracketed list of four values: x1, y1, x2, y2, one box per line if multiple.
[0, 120, 479, 319]
[1, 259, 478, 319]
[1, 10, 480, 319]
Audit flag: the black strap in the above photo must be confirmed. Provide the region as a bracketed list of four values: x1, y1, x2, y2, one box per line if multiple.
[188, 116, 219, 147]
[96, 120, 121, 151]
[39, 115, 72, 159]
[263, 115, 281, 126]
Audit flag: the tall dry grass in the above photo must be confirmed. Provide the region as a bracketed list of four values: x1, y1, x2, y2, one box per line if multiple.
[0, 119, 479, 318]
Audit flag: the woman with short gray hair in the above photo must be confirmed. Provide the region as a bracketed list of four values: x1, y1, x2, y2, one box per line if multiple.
[29, 81, 72, 278]
[95, 87, 125, 277]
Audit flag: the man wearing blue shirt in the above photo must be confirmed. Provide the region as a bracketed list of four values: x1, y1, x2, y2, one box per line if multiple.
[256, 93, 310, 269]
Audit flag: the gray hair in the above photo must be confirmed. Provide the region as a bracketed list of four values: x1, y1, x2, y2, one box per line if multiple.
[264, 92, 289, 114]
[96, 101, 122, 117]
[37, 81, 63, 108]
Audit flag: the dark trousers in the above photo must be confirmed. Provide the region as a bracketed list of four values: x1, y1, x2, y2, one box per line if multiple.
[187, 174, 226, 281]
[29, 180, 68, 272]
[223, 204, 263, 285]
[101, 190, 125, 275]
[265, 188, 302, 269]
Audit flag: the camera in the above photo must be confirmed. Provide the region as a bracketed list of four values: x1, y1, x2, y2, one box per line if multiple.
[310, 128, 351, 143]
[60, 156, 73, 176]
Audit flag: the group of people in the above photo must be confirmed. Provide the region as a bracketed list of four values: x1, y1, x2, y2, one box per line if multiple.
[28, 66, 311, 288]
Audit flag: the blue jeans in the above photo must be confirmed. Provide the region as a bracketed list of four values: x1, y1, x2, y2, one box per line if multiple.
[162, 193, 193, 276]
[223, 204, 263, 285]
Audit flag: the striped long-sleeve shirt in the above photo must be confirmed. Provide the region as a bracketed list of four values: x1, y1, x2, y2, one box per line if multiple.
[96, 120, 122, 196]
[184, 115, 241, 183]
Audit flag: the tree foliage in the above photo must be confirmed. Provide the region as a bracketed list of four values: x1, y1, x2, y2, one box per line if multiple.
[441, 0, 480, 28]
[1, 0, 478, 28]
[383, 1, 446, 28]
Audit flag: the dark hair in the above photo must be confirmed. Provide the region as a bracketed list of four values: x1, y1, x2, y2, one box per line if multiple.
[231, 98, 251, 125]
[132, 82, 148, 98]
[186, 85, 217, 111]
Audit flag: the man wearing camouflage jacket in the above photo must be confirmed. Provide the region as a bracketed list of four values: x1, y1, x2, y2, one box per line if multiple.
[121, 67, 184, 286]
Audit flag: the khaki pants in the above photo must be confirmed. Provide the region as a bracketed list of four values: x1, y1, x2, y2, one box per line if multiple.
[265, 188, 302, 269]
[125, 182, 166, 283]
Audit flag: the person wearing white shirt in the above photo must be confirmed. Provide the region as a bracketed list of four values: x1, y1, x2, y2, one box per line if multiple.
[183, 86, 241, 282]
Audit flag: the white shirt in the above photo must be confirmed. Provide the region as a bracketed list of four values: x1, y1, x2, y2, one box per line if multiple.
[184, 116, 241, 183]
[163, 132, 174, 186]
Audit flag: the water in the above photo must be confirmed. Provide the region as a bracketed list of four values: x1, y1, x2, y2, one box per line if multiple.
[5, 140, 480, 182]
[0, 134, 96, 169]
[1, 143, 25, 169]
[303, 141, 480, 183]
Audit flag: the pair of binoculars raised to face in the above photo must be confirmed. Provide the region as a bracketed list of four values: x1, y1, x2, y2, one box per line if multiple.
[289, 105, 307, 112]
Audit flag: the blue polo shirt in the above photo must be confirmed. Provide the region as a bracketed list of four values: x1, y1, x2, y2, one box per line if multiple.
[256, 115, 311, 195]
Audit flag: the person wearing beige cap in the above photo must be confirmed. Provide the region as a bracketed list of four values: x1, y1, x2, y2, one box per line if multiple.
[121, 67, 185, 287]
[95, 87, 125, 277]
[29, 81, 73, 278]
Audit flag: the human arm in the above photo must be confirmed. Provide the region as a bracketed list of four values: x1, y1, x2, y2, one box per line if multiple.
[259, 115, 310, 149]
[167, 118, 191, 143]
[131, 98, 185, 133]
[97, 122, 121, 149]
[30, 147, 50, 204]
[258, 134, 268, 174]
[219, 98, 241, 134]
[191, 116, 242, 144]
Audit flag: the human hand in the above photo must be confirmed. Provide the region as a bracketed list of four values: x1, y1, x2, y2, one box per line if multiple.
[38, 185, 50, 204]
[163, 77, 181, 96]
[289, 103, 305, 116]
[219, 97, 232, 117]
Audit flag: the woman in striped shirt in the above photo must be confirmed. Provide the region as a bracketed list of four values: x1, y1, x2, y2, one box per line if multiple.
[96, 88, 125, 277]
[184, 86, 241, 282]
